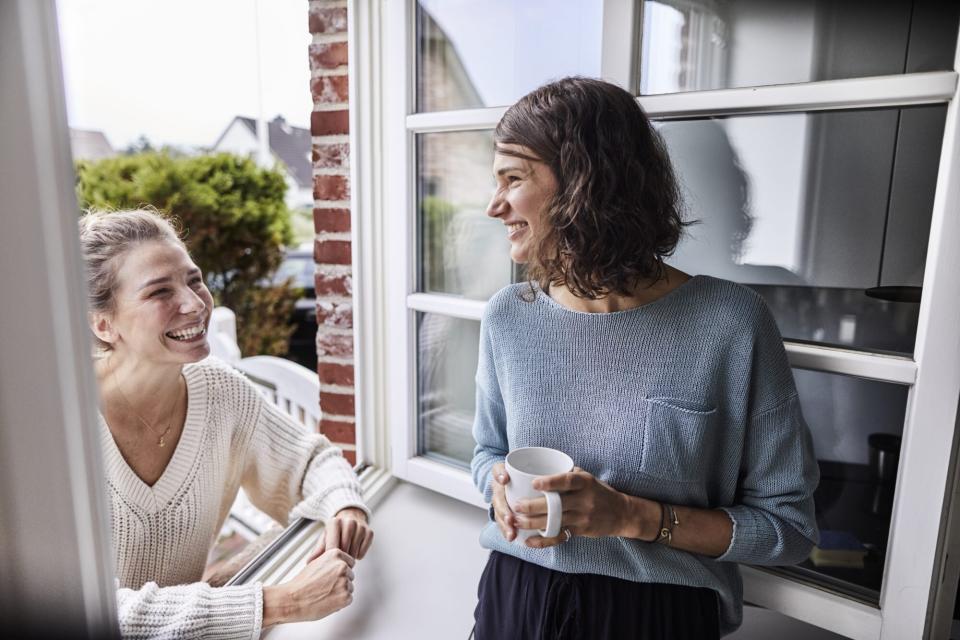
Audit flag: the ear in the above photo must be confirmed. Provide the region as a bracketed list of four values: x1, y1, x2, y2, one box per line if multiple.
[89, 311, 119, 346]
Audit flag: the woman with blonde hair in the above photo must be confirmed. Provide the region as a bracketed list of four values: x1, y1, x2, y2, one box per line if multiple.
[80, 208, 373, 637]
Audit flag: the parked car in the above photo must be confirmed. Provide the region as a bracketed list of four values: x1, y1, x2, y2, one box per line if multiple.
[272, 248, 318, 371]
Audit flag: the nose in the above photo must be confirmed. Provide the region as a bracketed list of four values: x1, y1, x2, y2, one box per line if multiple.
[178, 286, 207, 316]
[486, 186, 506, 219]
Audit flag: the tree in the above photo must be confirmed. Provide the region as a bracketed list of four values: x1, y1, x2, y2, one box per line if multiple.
[76, 152, 301, 357]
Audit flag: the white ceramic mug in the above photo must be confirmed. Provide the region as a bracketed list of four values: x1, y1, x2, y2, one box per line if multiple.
[505, 447, 574, 540]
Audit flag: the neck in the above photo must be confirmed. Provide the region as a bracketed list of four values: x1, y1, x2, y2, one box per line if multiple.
[549, 265, 691, 313]
[96, 353, 184, 419]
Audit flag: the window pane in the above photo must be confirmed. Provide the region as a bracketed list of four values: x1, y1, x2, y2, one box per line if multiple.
[662, 105, 945, 354]
[640, 0, 960, 95]
[417, 313, 479, 467]
[775, 369, 908, 602]
[418, 131, 512, 300]
[416, 0, 603, 112]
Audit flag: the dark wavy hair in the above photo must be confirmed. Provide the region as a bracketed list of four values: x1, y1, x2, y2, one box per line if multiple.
[495, 76, 691, 298]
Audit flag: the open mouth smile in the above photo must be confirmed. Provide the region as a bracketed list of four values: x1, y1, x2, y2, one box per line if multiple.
[165, 324, 206, 342]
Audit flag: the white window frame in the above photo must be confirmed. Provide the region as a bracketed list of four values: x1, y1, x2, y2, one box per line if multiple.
[1, 1, 118, 636]
[380, 1, 960, 638]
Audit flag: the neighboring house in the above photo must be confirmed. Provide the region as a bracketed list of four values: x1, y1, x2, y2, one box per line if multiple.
[69, 128, 114, 161]
[212, 115, 313, 210]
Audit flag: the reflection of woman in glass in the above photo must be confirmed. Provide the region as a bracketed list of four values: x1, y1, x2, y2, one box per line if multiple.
[471, 78, 819, 638]
[80, 210, 373, 637]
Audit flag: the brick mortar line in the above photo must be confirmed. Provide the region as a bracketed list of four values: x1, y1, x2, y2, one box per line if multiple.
[311, 32, 348, 45]
[317, 326, 353, 336]
[311, 67, 349, 78]
[321, 414, 356, 423]
[318, 355, 354, 366]
[312, 135, 349, 144]
[320, 383, 354, 394]
[313, 167, 350, 177]
[315, 231, 352, 241]
[331, 443, 357, 451]
[314, 298, 352, 307]
[315, 263, 352, 274]
[312, 103, 349, 113]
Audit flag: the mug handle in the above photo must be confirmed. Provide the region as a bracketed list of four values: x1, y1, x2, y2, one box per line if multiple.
[538, 490, 563, 538]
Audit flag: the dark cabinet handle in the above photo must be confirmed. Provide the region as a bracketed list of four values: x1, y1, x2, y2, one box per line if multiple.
[864, 286, 922, 303]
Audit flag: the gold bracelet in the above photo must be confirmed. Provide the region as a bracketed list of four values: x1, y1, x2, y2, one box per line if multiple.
[656, 504, 680, 546]
[642, 501, 665, 543]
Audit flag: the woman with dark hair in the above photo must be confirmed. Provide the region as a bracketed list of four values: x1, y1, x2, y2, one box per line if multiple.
[471, 77, 818, 639]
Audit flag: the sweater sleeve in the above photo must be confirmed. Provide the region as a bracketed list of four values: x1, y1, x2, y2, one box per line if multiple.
[717, 302, 820, 565]
[116, 580, 262, 639]
[470, 314, 509, 505]
[717, 394, 820, 565]
[240, 385, 368, 525]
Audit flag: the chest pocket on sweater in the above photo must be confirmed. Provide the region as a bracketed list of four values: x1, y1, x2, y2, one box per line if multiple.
[638, 397, 718, 484]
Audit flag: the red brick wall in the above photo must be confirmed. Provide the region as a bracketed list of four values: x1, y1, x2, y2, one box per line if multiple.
[309, 0, 355, 465]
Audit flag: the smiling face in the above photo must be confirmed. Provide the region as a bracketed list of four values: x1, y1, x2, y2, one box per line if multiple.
[91, 240, 213, 365]
[486, 144, 559, 264]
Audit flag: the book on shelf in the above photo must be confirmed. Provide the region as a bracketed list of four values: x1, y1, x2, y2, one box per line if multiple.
[809, 530, 868, 569]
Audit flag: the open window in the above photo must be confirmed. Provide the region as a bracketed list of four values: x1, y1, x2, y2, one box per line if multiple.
[379, 1, 960, 637]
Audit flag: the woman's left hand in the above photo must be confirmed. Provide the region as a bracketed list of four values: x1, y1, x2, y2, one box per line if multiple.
[515, 467, 640, 549]
[308, 507, 375, 561]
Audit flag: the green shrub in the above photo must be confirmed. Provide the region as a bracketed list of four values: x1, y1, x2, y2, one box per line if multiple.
[76, 152, 301, 358]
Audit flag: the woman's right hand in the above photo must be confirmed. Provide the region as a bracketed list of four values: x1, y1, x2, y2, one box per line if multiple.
[262, 548, 356, 626]
[490, 462, 517, 542]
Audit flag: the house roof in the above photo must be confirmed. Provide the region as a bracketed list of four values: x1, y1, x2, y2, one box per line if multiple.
[69, 129, 115, 161]
[235, 116, 312, 190]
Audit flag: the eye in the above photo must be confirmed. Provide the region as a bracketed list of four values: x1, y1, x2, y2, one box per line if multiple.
[189, 276, 203, 287]
[150, 288, 171, 298]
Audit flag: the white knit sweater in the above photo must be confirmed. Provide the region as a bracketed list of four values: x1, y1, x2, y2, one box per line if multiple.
[100, 358, 367, 639]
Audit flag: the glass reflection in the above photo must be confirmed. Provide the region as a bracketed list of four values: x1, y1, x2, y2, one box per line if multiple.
[417, 313, 480, 466]
[418, 132, 512, 300]
[640, 0, 959, 95]
[660, 105, 945, 354]
[783, 369, 908, 601]
[417, 0, 603, 112]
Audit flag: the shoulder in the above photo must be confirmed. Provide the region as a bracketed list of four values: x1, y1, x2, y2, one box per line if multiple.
[686, 275, 777, 333]
[482, 283, 540, 325]
[183, 357, 262, 408]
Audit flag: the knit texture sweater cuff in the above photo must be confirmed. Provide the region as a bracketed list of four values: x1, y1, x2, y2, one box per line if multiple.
[116, 581, 263, 639]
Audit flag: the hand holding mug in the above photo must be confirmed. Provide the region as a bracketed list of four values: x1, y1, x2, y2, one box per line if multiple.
[489, 462, 517, 542]
[515, 467, 635, 549]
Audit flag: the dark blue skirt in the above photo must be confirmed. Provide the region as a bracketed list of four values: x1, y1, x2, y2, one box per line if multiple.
[474, 551, 721, 640]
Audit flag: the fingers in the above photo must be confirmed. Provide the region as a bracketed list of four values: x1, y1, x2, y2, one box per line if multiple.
[306, 543, 325, 564]
[322, 547, 356, 568]
[339, 516, 358, 558]
[356, 528, 375, 560]
[491, 462, 510, 486]
[525, 531, 568, 549]
[532, 470, 589, 492]
[324, 517, 342, 558]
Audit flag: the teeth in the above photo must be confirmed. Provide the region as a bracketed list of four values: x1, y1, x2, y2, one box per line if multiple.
[167, 325, 205, 341]
[506, 222, 528, 233]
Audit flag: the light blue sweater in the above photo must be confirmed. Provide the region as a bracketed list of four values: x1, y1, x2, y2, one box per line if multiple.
[471, 276, 819, 636]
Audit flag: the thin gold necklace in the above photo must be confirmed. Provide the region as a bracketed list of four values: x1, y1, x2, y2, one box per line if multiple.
[111, 368, 175, 448]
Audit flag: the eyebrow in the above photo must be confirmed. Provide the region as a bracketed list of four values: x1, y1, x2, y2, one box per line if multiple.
[137, 268, 201, 291]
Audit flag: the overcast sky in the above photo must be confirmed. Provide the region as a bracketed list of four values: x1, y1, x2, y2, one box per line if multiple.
[57, 0, 312, 150]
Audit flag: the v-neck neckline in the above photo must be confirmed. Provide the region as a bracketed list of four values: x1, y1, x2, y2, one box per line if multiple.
[100, 364, 207, 513]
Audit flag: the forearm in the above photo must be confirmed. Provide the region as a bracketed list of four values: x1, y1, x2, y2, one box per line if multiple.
[262, 584, 293, 627]
[620, 494, 733, 558]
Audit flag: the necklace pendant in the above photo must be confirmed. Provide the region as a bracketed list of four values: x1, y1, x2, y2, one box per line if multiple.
[159, 436, 165, 448]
